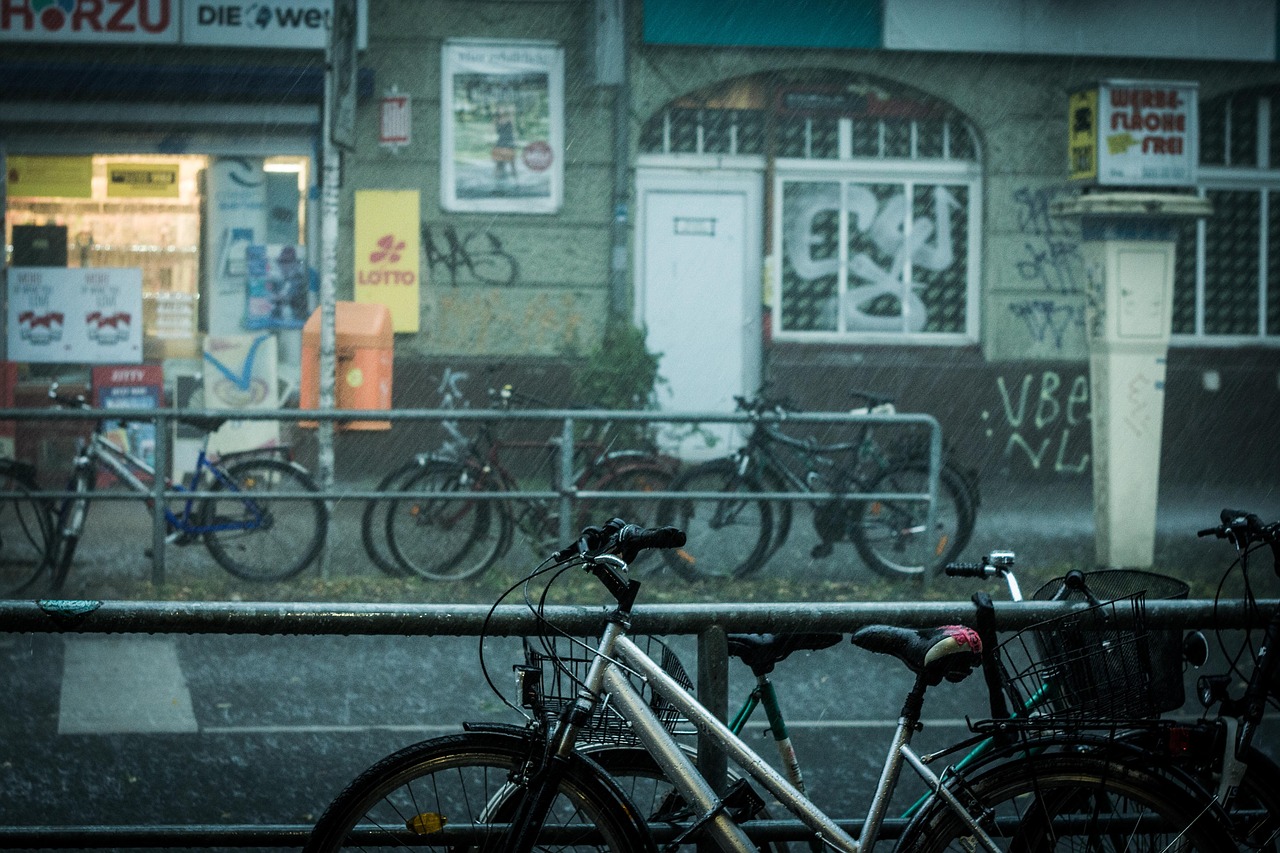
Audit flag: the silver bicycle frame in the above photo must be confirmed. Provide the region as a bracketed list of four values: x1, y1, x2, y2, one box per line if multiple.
[562, 619, 1002, 853]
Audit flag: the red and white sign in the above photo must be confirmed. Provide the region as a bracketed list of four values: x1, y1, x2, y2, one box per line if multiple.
[380, 91, 411, 148]
[1095, 80, 1198, 187]
[0, 0, 179, 44]
[7, 268, 143, 364]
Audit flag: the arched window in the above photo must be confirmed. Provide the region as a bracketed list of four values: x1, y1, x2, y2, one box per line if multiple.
[1174, 88, 1280, 342]
[640, 71, 982, 344]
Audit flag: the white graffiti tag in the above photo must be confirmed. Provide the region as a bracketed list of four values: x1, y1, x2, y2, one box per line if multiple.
[784, 183, 958, 332]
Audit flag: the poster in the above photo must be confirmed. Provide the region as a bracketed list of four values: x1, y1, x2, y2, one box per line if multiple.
[7, 267, 143, 364]
[92, 364, 164, 470]
[245, 244, 316, 329]
[202, 158, 268, 336]
[354, 191, 420, 332]
[441, 39, 564, 214]
[1070, 80, 1198, 187]
[202, 333, 281, 454]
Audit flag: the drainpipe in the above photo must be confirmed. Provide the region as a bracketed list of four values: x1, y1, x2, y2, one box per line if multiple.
[602, 0, 631, 324]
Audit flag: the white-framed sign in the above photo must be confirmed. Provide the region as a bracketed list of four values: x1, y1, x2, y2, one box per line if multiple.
[7, 268, 143, 364]
[441, 39, 564, 214]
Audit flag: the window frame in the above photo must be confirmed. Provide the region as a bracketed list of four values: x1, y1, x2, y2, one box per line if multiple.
[770, 157, 982, 346]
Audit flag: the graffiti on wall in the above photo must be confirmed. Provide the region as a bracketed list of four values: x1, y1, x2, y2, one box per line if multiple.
[422, 224, 520, 287]
[982, 370, 1091, 474]
[1008, 186, 1086, 350]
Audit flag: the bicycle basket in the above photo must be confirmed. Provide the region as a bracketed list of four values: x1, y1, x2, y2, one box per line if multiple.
[518, 635, 692, 746]
[997, 570, 1190, 725]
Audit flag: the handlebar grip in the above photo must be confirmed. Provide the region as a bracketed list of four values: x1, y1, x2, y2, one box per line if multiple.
[1197, 527, 1222, 538]
[945, 562, 990, 578]
[618, 524, 686, 550]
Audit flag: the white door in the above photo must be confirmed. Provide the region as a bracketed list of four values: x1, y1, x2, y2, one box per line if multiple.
[636, 169, 762, 458]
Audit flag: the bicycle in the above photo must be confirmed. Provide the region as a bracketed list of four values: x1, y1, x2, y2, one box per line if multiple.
[304, 518, 1237, 853]
[1, 456, 55, 595]
[364, 385, 679, 581]
[656, 391, 978, 581]
[22, 385, 328, 589]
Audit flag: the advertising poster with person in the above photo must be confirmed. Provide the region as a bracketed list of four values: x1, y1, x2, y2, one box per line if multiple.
[441, 39, 564, 214]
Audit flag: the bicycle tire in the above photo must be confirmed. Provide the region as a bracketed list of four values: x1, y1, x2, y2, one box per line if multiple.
[385, 460, 509, 582]
[850, 461, 973, 578]
[50, 467, 94, 593]
[0, 471, 54, 596]
[655, 458, 772, 581]
[303, 730, 655, 853]
[203, 458, 327, 582]
[576, 463, 675, 533]
[1224, 746, 1280, 851]
[895, 750, 1237, 853]
[359, 463, 423, 577]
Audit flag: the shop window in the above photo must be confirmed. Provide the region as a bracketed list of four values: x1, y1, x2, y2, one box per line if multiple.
[1173, 90, 1280, 342]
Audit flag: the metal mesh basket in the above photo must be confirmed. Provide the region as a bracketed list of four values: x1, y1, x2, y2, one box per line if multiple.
[518, 635, 692, 746]
[997, 570, 1189, 726]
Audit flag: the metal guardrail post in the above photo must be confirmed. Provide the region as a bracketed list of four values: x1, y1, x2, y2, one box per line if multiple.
[697, 624, 730, 795]
[922, 419, 942, 595]
[151, 410, 170, 587]
[559, 416, 575, 545]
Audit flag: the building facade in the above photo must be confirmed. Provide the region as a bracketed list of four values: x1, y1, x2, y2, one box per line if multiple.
[3, 0, 1278, 485]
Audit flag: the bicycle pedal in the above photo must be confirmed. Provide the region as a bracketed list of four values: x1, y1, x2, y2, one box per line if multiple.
[721, 778, 767, 822]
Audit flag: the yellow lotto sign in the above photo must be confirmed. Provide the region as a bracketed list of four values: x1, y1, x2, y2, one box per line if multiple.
[106, 162, 180, 198]
[1069, 89, 1099, 182]
[6, 155, 92, 198]
[354, 190, 421, 332]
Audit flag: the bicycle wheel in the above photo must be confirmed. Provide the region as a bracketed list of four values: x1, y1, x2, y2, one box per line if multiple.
[850, 462, 972, 578]
[360, 463, 422, 577]
[655, 458, 772, 581]
[1226, 747, 1280, 851]
[577, 464, 675, 532]
[896, 751, 1237, 853]
[0, 471, 53, 595]
[385, 460, 508, 582]
[304, 730, 655, 853]
[203, 458, 327, 582]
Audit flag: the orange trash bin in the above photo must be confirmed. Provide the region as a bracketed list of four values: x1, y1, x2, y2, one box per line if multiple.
[301, 302, 393, 430]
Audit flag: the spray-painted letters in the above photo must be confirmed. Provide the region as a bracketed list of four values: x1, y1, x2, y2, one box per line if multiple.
[1008, 186, 1086, 350]
[422, 224, 519, 287]
[984, 370, 1090, 474]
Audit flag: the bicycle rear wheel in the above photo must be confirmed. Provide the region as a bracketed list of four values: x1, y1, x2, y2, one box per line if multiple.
[203, 458, 327, 582]
[385, 460, 508, 581]
[0, 469, 53, 595]
[850, 462, 972, 578]
[303, 730, 654, 853]
[655, 458, 772, 581]
[577, 464, 675, 532]
[896, 751, 1237, 853]
[360, 463, 422, 577]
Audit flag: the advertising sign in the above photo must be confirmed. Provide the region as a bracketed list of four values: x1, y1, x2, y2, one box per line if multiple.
[7, 268, 143, 364]
[106, 162, 180, 198]
[0, 0, 179, 43]
[1070, 80, 1198, 187]
[202, 333, 280, 453]
[5, 155, 92, 198]
[0, 0, 365, 47]
[441, 39, 564, 214]
[92, 364, 164, 469]
[245, 244, 315, 329]
[354, 190, 420, 332]
[202, 157, 268, 337]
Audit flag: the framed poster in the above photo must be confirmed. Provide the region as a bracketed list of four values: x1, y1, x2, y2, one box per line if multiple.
[441, 39, 564, 214]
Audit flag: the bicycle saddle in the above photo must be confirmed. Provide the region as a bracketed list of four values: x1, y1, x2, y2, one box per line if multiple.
[727, 632, 843, 676]
[178, 415, 228, 434]
[851, 625, 982, 685]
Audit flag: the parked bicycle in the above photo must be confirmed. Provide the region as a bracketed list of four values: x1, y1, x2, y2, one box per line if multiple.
[656, 391, 979, 580]
[304, 518, 1235, 852]
[0, 456, 55, 596]
[4, 386, 328, 593]
[364, 385, 679, 581]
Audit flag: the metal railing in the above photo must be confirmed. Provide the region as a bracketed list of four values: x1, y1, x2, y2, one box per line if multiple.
[0, 404, 944, 585]
[0, 597, 1272, 849]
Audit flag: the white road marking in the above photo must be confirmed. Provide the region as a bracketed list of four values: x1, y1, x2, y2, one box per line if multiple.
[59, 637, 197, 735]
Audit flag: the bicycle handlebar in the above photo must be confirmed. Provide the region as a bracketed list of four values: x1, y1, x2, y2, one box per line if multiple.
[1199, 508, 1280, 576]
[945, 551, 1022, 601]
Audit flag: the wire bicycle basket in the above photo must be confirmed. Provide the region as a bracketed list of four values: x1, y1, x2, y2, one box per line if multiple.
[996, 570, 1189, 727]
[517, 634, 693, 746]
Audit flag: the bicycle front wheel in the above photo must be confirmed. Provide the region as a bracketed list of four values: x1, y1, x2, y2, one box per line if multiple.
[851, 462, 972, 578]
[0, 470, 53, 596]
[385, 461, 508, 582]
[896, 751, 1236, 853]
[304, 730, 655, 853]
[656, 458, 772, 581]
[203, 458, 327, 582]
[360, 463, 423, 577]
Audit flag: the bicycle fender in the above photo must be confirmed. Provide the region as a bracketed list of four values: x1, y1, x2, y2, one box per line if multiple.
[217, 446, 294, 466]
